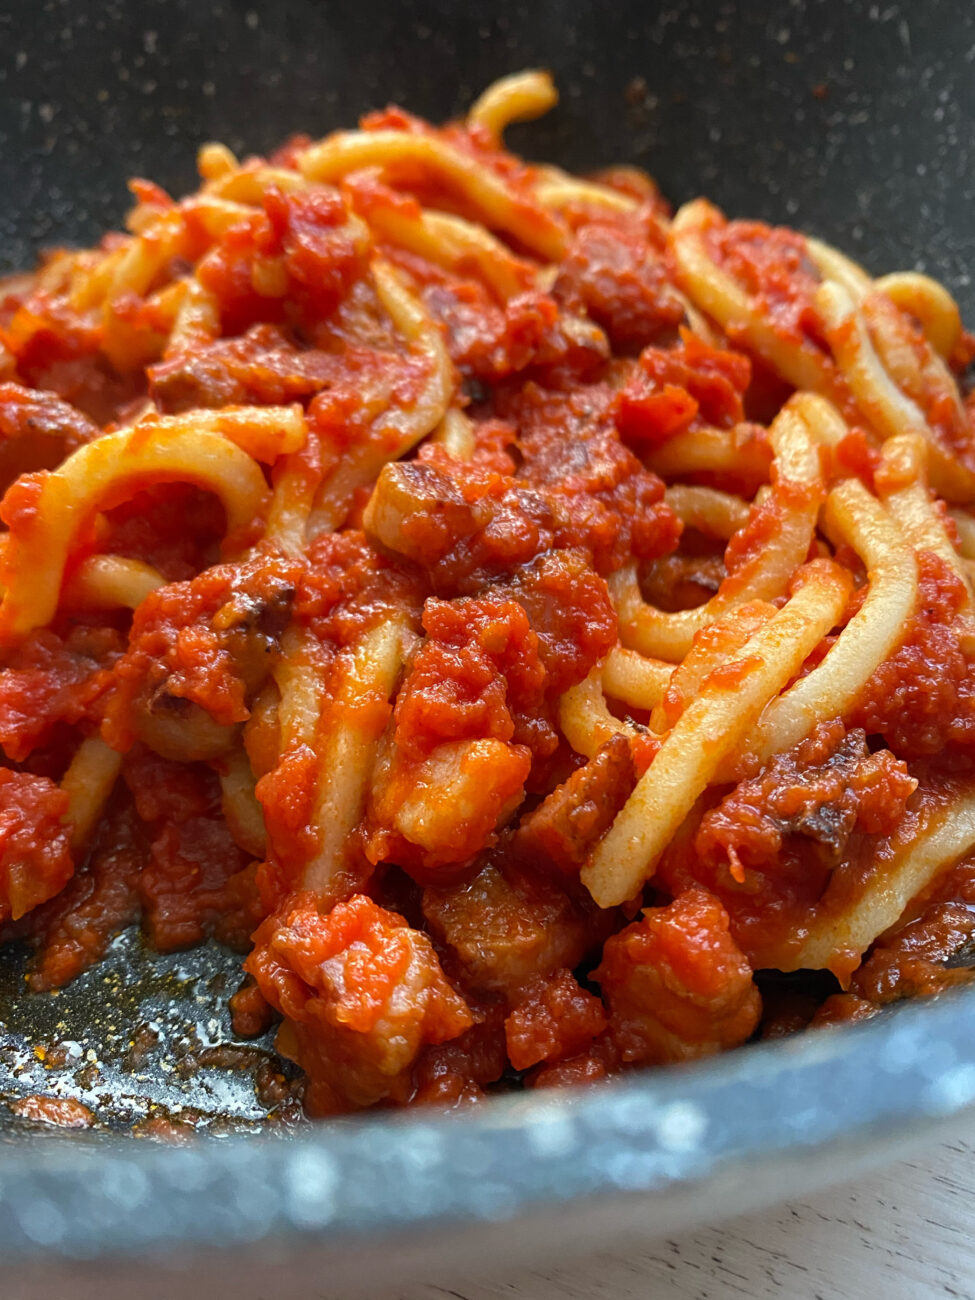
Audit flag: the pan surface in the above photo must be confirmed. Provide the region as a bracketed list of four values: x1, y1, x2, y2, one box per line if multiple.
[1, 0, 975, 1284]
[2, 0, 974, 318]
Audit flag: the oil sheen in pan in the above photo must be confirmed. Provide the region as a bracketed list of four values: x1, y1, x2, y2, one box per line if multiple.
[0, 932, 303, 1138]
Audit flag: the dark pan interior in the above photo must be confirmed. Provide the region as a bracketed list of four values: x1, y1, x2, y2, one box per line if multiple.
[3, 0, 974, 314]
[1, 0, 975, 1139]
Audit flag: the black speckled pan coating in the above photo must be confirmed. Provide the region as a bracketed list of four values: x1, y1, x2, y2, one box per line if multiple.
[2, 0, 974, 315]
[1, 0, 975, 1287]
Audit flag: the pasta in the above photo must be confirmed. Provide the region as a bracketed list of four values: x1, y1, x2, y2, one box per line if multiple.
[2, 70, 975, 1120]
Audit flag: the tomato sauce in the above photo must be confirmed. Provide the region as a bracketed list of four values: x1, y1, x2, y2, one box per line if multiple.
[671, 721, 918, 970]
[850, 550, 975, 754]
[593, 888, 761, 1064]
[705, 220, 823, 346]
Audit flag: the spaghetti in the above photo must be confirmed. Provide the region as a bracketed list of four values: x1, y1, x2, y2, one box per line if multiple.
[2, 71, 975, 1117]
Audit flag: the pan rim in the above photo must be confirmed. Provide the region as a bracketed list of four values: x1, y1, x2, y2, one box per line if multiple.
[0, 982, 973, 1263]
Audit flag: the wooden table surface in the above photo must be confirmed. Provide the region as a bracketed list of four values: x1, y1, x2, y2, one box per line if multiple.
[397, 1137, 975, 1300]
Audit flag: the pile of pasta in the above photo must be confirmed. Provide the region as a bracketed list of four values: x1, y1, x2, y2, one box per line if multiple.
[2, 72, 975, 1116]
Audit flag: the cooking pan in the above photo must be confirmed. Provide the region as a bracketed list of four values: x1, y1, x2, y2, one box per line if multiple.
[2, 0, 975, 1293]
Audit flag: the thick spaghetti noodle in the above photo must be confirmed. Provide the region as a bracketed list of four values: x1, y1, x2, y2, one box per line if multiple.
[2, 72, 975, 1117]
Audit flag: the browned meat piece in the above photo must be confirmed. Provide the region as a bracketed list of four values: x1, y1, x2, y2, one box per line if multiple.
[422, 860, 596, 997]
[594, 888, 761, 1065]
[513, 733, 636, 876]
[109, 555, 298, 763]
[0, 381, 98, 491]
[696, 719, 917, 874]
[148, 324, 339, 412]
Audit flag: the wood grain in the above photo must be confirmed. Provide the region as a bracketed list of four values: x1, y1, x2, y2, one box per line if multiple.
[395, 1139, 975, 1300]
